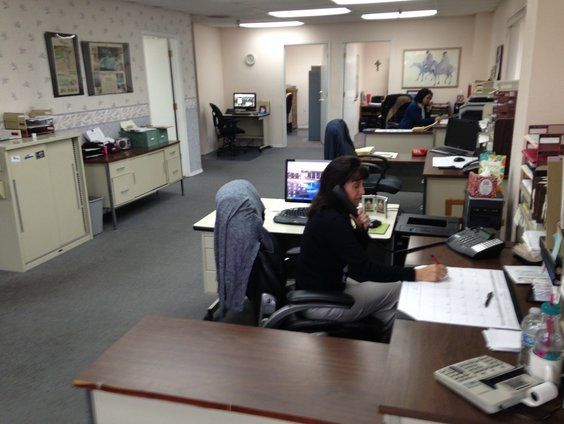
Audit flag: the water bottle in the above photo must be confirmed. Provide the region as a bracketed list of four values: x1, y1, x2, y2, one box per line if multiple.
[518, 307, 542, 367]
[529, 303, 563, 385]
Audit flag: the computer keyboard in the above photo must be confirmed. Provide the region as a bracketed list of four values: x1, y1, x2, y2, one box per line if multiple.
[234, 111, 253, 115]
[431, 146, 473, 156]
[273, 207, 309, 225]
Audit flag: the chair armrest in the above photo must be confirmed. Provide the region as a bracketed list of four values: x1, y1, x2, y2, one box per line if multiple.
[358, 157, 389, 174]
[287, 290, 354, 306]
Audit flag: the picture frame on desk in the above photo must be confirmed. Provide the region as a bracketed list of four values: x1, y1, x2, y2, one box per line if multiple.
[375, 195, 388, 217]
[362, 195, 376, 212]
[81, 41, 133, 95]
[402, 48, 461, 88]
[44, 32, 84, 97]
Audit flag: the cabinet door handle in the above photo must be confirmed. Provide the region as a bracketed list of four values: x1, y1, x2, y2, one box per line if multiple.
[71, 163, 81, 210]
[12, 180, 24, 233]
[132, 172, 136, 184]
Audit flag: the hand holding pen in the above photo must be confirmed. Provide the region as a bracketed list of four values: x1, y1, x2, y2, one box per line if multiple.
[414, 255, 448, 282]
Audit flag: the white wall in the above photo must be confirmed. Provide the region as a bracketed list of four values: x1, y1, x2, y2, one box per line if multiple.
[360, 42, 390, 98]
[193, 24, 225, 154]
[284, 44, 323, 129]
[217, 15, 481, 147]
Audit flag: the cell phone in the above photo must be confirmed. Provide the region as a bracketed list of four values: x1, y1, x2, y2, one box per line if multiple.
[332, 185, 358, 217]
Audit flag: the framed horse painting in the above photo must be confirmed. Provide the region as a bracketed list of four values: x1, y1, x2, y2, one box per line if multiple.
[402, 48, 461, 88]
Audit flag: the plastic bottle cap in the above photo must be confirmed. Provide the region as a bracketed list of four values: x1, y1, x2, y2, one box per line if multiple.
[541, 302, 560, 316]
[529, 307, 541, 314]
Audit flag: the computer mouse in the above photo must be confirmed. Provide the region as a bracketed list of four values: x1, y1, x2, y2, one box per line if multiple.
[369, 219, 382, 228]
[453, 157, 465, 162]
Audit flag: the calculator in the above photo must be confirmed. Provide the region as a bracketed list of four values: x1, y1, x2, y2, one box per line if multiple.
[434, 355, 543, 413]
[446, 227, 505, 259]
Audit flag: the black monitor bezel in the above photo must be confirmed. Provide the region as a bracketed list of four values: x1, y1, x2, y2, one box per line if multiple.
[284, 159, 330, 204]
[233, 92, 257, 110]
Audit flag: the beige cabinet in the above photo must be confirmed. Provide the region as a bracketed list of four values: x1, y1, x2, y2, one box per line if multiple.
[84, 142, 183, 228]
[0, 133, 92, 272]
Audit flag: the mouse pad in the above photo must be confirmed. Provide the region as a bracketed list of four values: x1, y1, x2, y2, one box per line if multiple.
[368, 223, 389, 235]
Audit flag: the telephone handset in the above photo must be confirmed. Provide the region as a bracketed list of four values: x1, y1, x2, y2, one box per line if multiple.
[446, 227, 504, 259]
[332, 185, 358, 217]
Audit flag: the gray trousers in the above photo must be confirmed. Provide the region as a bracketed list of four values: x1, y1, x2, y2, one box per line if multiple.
[303, 278, 402, 334]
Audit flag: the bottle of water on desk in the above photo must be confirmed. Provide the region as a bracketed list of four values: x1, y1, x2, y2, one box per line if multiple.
[518, 307, 542, 367]
[529, 302, 563, 386]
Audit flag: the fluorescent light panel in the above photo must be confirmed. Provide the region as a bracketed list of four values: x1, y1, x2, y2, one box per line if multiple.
[362, 9, 437, 20]
[239, 21, 304, 28]
[333, 0, 412, 4]
[269, 8, 351, 18]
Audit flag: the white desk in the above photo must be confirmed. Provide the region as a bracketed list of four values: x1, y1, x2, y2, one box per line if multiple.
[193, 198, 399, 293]
[223, 113, 270, 150]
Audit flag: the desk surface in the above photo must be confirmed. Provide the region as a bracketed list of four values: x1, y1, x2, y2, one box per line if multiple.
[423, 151, 468, 178]
[193, 197, 399, 240]
[84, 140, 180, 164]
[74, 315, 389, 424]
[224, 113, 270, 118]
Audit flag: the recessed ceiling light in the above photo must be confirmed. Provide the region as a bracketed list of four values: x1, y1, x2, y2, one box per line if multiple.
[269, 8, 351, 18]
[362, 9, 437, 20]
[239, 21, 305, 28]
[332, 0, 412, 4]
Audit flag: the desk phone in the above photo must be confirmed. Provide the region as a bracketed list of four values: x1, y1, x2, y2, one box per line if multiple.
[435, 355, 542, 414]
[446, 227, 504, 259]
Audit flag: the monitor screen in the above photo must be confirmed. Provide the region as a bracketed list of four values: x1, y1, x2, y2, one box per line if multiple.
[444, 118, 480, 151]
[285, 159, 330, 203]
[233, 93, 256, 110]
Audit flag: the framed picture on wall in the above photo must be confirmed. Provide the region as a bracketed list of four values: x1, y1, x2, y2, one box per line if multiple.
[44, 32, 84, 97]
[81, 41, 133, 95]
[402, 48, 461, 88]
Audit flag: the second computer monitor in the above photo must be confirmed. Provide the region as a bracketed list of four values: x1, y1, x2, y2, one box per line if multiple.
[285, 159, 330, 203]
[233, 93, 256, 111]
[444, 118, 481, 152]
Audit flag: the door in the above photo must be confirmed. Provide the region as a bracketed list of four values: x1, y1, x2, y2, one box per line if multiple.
[143, 36, 177, 141]
[9, 145, 60, 263]
[308, 66, 321, 141]
[319, 43, 329, 143]
[343, 45, 360, 134]
[47, 139, 88, 244]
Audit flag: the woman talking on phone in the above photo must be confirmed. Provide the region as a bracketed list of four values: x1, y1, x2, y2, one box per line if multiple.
[296, 156, 446, 339]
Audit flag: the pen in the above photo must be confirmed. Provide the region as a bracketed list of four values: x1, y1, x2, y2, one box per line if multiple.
[430, 254, 440, 265]
[484, 292, 494, 307]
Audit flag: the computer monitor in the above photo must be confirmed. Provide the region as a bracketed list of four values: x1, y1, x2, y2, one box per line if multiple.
[444, 118, 481, 152]
[284, 159, 330, 203]
[233, 93, 256, 111]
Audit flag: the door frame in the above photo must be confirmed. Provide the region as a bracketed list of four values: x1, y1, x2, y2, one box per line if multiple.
[282, 42, 330, 147]
[142, 31, 190, 177]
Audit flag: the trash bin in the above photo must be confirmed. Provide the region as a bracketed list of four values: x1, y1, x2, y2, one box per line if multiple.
[88, 196, 103, 236]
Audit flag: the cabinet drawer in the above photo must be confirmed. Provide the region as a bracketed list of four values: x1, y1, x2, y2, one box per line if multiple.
[111, 173, 135, 206]
[165, 157, 182, 183]
[163, 144, 180, 159]
[109, 161, 130, 177]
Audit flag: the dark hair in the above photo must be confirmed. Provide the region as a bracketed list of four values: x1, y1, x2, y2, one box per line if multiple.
[309, 156, 368, 217]
[414, 88, 433, 104]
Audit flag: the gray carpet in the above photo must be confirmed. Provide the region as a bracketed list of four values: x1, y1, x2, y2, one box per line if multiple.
[0, 129, 421, 423]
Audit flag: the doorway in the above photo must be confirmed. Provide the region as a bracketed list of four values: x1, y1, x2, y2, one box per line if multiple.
[284, 43, 328, 145]
[142, 34, 190, 176]
[342, 41, 390, 140]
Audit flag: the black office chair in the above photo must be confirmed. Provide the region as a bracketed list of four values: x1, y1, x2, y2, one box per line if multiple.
[210, 103, 245, 155]
[324, 119, 402, 195]
[286, 92, 294, 133]
[205, 180, 384, 342]
[380, 94, 412, 129]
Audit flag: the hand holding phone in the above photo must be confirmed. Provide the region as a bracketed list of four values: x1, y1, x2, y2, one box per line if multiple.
[332, 185, 358, 217]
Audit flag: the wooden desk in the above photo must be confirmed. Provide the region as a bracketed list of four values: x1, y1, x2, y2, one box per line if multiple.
[84, 141, 184, 229]
[74, 315, 389, 424]
[423, 151, 468, 217]
[193, 198, 399, 292]
[363, 129, 434, 154]
[223, 113, 270, 150]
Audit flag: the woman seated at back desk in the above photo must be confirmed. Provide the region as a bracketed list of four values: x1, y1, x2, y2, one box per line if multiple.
[296, 156, 446, 339]
[399, 88, 442, 129]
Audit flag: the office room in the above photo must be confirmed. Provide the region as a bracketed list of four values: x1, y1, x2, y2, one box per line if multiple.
[1, 0, 564, 422]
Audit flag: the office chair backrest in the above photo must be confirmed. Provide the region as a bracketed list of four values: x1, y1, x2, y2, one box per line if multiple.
[324, 119, 356, 160]
[286, 92, 293, 115]
[381, 94, 412, 128]
[209, 103, 225, 135]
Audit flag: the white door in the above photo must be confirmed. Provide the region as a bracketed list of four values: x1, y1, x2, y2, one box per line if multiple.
[143, 36, 177, 141]
[319, 43, 329, 144]
[343, 44, 360, 136]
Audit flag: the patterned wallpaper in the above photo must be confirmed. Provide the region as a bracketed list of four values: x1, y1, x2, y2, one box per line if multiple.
[0, 0, 202, 172]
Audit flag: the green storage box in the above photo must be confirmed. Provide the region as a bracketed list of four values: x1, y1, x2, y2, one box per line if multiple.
[119, 129, 162, 149]
[153, 128, 169, 144]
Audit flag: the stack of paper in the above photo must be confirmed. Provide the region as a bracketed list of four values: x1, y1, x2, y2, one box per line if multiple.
[503, 265, 549, 285]
[482, 328, 521, 352]
[432, 156, 477, 169]
[522, 230, 546, 256]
